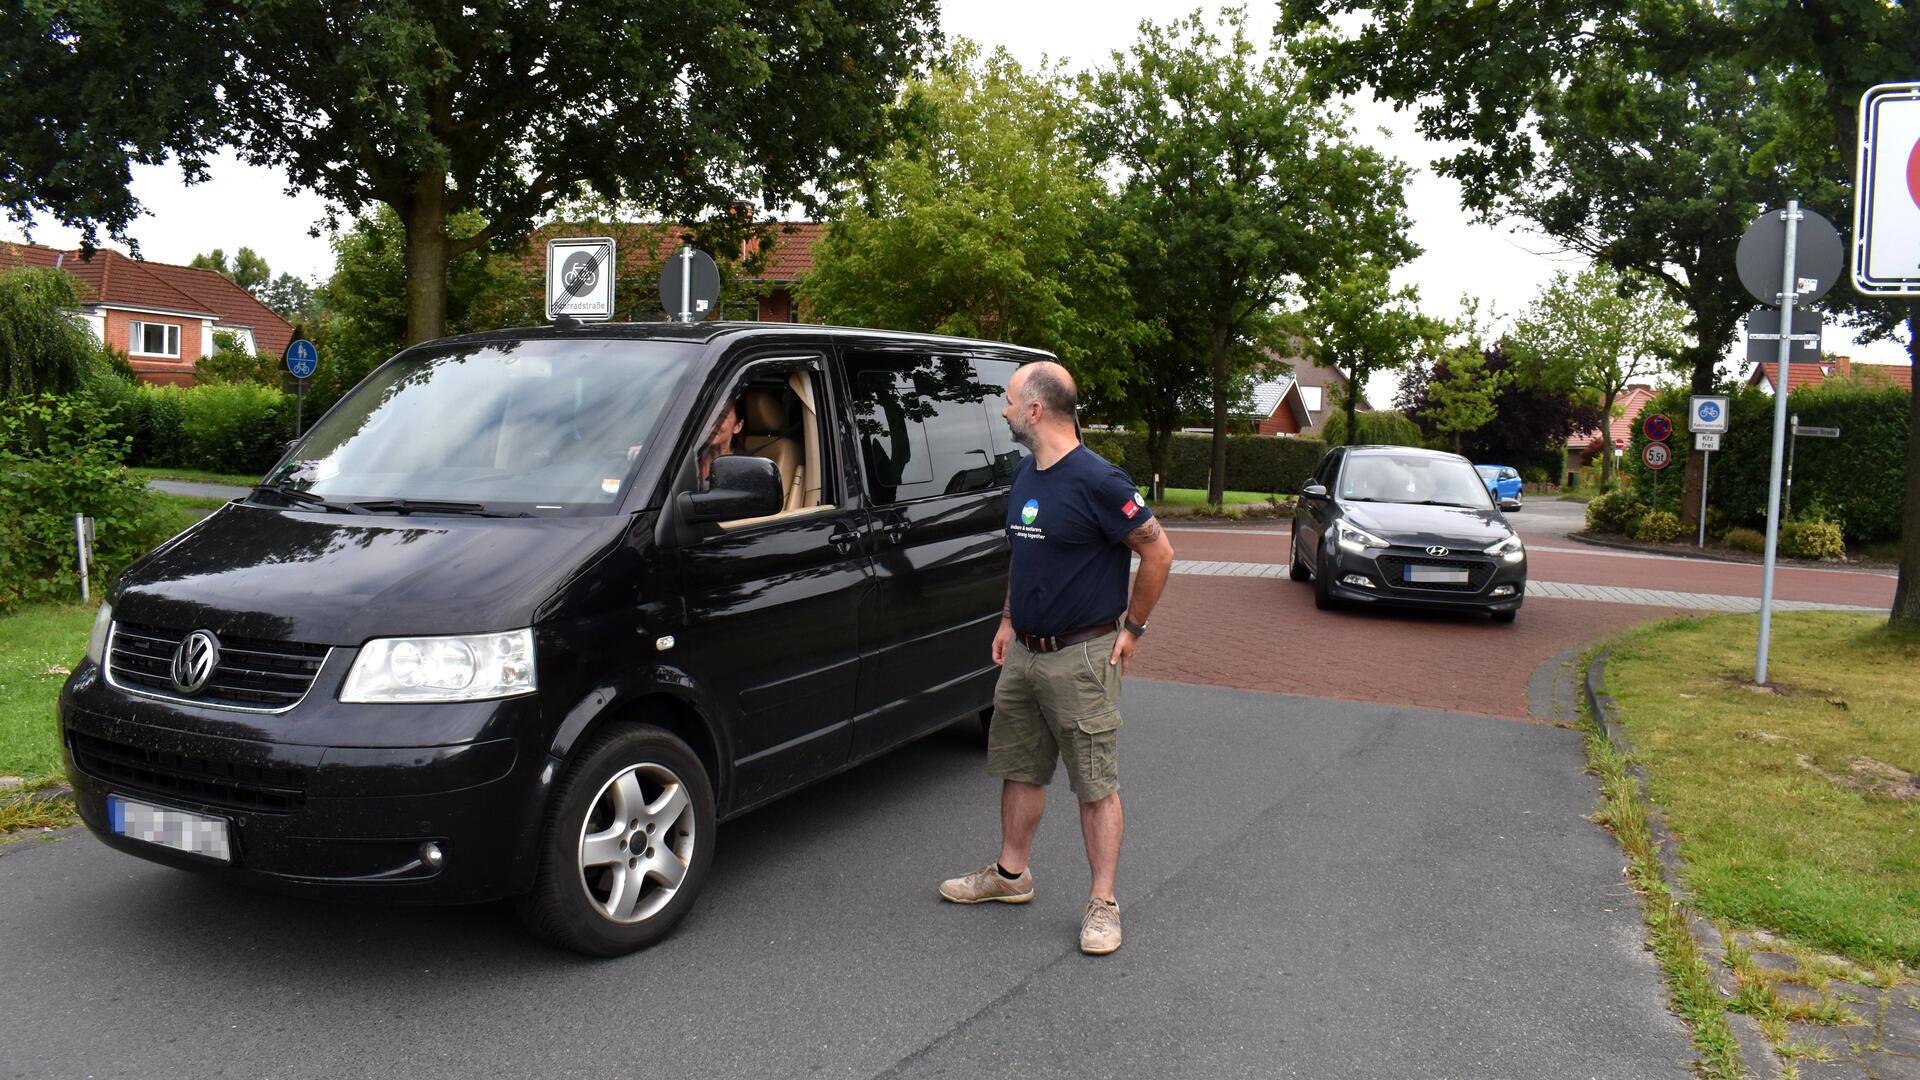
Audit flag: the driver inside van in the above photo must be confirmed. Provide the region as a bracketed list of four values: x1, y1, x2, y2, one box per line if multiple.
[698, 394, 745, 486]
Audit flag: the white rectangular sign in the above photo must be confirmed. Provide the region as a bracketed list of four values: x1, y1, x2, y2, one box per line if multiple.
[1688, 394, 1730, 434]
[547, 237, 617, 321]
[1853, 83, 1920, 296]
[1694, 432, 1721, 451]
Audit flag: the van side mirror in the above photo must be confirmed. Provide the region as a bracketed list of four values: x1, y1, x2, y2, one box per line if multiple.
[1301, 482, 1328, 501]
[680, 454, 784, 522]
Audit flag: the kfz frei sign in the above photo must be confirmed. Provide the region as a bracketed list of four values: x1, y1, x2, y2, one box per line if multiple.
[1852, 83, 1920, 296]
[547, 237, 616, 321]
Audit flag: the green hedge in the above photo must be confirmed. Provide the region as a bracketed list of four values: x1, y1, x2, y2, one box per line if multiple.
[85, 381, 292, 476]
[1620, 381, 1908, 542]
[1082, 432, 1329, 494]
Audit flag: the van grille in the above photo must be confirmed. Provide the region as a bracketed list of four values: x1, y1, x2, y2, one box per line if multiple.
[108, 622, 330, 712]
[68, 730, 307, 813]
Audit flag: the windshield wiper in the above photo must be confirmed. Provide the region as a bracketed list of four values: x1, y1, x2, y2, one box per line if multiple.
[251, 485, 362, 514]
[352, 499, 527, 518]
[1409, 500, 1479, 509]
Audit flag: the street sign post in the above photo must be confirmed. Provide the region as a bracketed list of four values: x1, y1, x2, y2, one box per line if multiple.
[547, 237, 617, 322]
[1742, 307, 1823, 366]
[1851, 82, 1920, 297]
[285, 338, 318, 435]
[1689, 395, 1729, 546]
[658, 246, 721, 323]
[1793, 424, 1840, 438]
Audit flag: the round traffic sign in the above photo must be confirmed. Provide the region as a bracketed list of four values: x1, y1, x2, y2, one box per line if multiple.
[1643, 413, 1673, 442]
[1643, 441, 1672, 470]
[1735, 206, 1844, 305]
[658, 247, 721, 320]
[1696, 400, 1721, 424]
[285, 339, 318, 380]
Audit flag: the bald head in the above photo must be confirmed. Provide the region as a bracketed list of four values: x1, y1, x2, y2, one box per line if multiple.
[1013, 361, 1077, 423]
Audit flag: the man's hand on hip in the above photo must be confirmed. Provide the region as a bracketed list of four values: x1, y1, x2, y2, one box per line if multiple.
[1109, 628, 1139, 671]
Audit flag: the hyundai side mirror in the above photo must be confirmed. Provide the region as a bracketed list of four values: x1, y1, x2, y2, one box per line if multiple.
[680, 455, 784, 522]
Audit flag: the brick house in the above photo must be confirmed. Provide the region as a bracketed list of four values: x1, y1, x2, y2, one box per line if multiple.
[1246, 357, 1365, 437]
[1, 241, 294, 385]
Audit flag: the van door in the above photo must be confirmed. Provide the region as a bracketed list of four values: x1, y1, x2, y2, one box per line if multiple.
[842, 351, 1025, 759]
[670, 354, 870, 811]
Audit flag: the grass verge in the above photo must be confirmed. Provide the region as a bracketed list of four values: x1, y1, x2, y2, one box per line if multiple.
[1604, 612, 1920, 969]
[0, 602, 94, 783]
[1144, 486, 1283, 510]
[127, 465, 261, 488]
[0, 791, 79, 835]
[1581, 693, 1744, 1078]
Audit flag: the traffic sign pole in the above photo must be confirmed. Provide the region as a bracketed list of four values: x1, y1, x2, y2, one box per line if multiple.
[1756, 200, 1801, 685]
[1697, 449, 1711, 547]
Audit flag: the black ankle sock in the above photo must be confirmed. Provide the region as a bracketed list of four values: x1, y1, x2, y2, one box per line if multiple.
[996, 862, 1023, 880]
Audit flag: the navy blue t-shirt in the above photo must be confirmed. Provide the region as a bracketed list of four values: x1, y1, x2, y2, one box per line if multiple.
[1006, 445, 1153, 637]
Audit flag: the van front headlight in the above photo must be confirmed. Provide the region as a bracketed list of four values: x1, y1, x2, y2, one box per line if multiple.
[341, 628, 536, 703]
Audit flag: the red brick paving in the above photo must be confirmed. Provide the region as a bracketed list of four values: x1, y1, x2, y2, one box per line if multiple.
[1132, 574, 1687, 722]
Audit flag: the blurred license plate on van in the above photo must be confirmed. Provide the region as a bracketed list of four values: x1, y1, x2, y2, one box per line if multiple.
[1406, 565, 1470, 584]
[107, 795, 231, 862]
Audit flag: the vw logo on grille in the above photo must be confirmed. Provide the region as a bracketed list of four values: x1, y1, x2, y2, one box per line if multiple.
[171, 630, 220, 695]
[1425, 545, 1451, 557]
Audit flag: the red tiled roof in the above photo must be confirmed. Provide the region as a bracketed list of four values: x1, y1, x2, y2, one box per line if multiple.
[1568, 385, 1659, 450]
[1747, 358, 1913, 392]
[1747, 361, 1835, 392]
[1845, 362, 1913, 391]
[2, 241, 293, 356]
[753, 223, 827, 281]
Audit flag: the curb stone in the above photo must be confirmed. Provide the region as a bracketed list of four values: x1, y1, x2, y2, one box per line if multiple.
[1584, 655, 1920, 1080]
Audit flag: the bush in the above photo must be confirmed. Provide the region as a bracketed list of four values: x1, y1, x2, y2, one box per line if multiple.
[180, 383, 293, 475]
[0, 267, 99, 399]
[1320, 408, 1426, 449]
[0, 395, 180, 611]
[195, 331, 286, 388]
[1585, 489, 1647, 534]
[1086, 431, 1328, 494]
[1781, 519, 1846, 561]
[124, 384, 192, 467]
[1634, 510, 1683, 543]
[1724, 526, 1765, 553]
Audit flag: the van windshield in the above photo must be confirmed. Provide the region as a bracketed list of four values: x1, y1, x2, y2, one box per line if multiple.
[265, 338, 698, 514]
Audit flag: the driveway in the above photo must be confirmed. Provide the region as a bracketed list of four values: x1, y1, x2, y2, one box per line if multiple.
[0, 681, 1690, 1079]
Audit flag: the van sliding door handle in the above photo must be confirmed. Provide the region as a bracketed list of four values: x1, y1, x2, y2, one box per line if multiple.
[879, 520, 910, 544]
[828, 528, 863, 552]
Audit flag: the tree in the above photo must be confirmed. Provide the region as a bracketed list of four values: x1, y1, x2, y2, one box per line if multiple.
[1297, 261, 1434, 446]
[1399, 343, 1604, 475]
[800, 42, 1153, 405]
[190, 247, 271, 294]
[259, 274, 320, 325]
[1084, 6, 1416, 503]
[0, 267, 98, 399]
[4, 1, 939, 345]
[1509, 266, 1688, 491]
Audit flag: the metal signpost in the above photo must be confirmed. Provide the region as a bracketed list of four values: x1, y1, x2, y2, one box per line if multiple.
[1785, 419, 1840, 519]
[546, 237, 617, 323]
[1689, 394, 1729, 547]
[1641, 413, 1671, 503]
[658, 246, 721, 323]
[1735, 201, 1843, 684]
[285, 338, 318, 435]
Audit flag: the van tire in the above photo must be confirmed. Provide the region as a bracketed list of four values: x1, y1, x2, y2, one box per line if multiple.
[515, 723, 716, 957]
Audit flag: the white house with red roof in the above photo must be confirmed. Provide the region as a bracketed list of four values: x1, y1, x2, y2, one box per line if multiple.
[1747, 354, 1913, 394]
[1, 241, 294, 386]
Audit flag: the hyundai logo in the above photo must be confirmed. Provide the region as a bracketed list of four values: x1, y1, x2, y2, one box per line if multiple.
[1425, 545, 1451, 557]
[171, 630, 220, 695]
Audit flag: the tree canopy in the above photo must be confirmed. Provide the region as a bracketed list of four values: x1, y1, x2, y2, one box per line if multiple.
[4, 0, 940, 344]
[0, 267, 99, 399]
[1296, 260, 1435, 446]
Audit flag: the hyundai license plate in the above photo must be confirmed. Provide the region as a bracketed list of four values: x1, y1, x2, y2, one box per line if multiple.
[1406, 565, 1471, 584]
[107, 795, 231, 862]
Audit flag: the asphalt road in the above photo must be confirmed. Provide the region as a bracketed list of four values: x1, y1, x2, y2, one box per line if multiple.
[1, 680, 1688, 1080]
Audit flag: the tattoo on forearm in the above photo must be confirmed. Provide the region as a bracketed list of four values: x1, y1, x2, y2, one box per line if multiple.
[1124, 518, 1164, 552]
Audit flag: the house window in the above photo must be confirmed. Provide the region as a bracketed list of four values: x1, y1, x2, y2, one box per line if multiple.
[129, 320, 181, 358]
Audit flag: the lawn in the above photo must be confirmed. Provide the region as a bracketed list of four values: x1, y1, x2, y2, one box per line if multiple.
[1144, 486, 1286, 510]
[1603, 612, 1920, 968]
[128, 465, 262, 488]
[0, 601, 95, 783]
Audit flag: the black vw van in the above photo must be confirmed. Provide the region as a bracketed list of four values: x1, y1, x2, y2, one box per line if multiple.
[59, 323, 1042, 955]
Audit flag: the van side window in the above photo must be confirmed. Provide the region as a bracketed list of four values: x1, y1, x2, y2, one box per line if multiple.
[972, 357, 1029, 487]
[846, 353, 997, 503]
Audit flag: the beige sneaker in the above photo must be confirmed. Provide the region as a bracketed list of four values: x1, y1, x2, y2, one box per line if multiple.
[1080, 899, 1122, 954]
[939, 864, 1034, 904]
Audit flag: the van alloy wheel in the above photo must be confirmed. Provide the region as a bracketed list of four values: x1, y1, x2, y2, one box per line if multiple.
[577, 762, 696, 925]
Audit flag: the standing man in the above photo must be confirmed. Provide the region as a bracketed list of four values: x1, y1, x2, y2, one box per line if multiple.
[939, 361, 1175, 955]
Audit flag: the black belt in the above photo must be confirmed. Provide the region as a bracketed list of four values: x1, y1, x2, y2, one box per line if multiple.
[1015, 622, 1116, 654]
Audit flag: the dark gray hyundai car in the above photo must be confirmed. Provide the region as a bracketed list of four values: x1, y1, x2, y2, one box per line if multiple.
[1289, 445, 1526, 622]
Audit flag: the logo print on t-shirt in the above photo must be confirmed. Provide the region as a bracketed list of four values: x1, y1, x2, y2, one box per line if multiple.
[1021, 499, 1039, 525]
[1122, 494, 1141, 518]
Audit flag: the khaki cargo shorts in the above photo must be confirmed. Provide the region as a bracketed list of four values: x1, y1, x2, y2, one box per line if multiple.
[986, 629, 1123, 802]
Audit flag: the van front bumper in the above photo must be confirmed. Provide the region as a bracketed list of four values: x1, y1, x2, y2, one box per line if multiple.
[58, 661, 554, 904]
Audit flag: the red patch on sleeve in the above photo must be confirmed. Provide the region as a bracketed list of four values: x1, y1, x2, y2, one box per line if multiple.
[1121, 499, 1140, 518]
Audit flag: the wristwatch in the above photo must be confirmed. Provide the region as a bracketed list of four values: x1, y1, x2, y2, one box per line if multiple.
[1122, 615, 1149, 637]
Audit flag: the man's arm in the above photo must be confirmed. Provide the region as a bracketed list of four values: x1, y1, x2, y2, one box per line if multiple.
[1111, 517, 1174, 667]
[993, 582, 1014, 666]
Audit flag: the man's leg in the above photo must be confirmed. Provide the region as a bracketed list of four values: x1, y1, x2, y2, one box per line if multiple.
[998, 779, 1047, 873]
[1079, 791, 1123, 902]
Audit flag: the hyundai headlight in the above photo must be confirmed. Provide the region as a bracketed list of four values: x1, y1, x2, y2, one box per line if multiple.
[1484, 535, 1526, 563]
[341, 628, 536, 703]
[85, 602, 113, 666]
[1335, 519, 1390, 555]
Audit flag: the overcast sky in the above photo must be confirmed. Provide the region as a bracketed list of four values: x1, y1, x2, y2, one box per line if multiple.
[5, 0, 1907, 401]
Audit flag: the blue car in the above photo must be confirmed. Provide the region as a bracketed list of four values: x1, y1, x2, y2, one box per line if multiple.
[1475, 464, 1523, 511]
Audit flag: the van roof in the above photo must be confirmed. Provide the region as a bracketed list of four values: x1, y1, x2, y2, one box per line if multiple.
[418, 320, 1058, 360]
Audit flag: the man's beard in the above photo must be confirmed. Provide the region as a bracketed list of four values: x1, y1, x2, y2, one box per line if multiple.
[1007, 417, 1035, 449]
